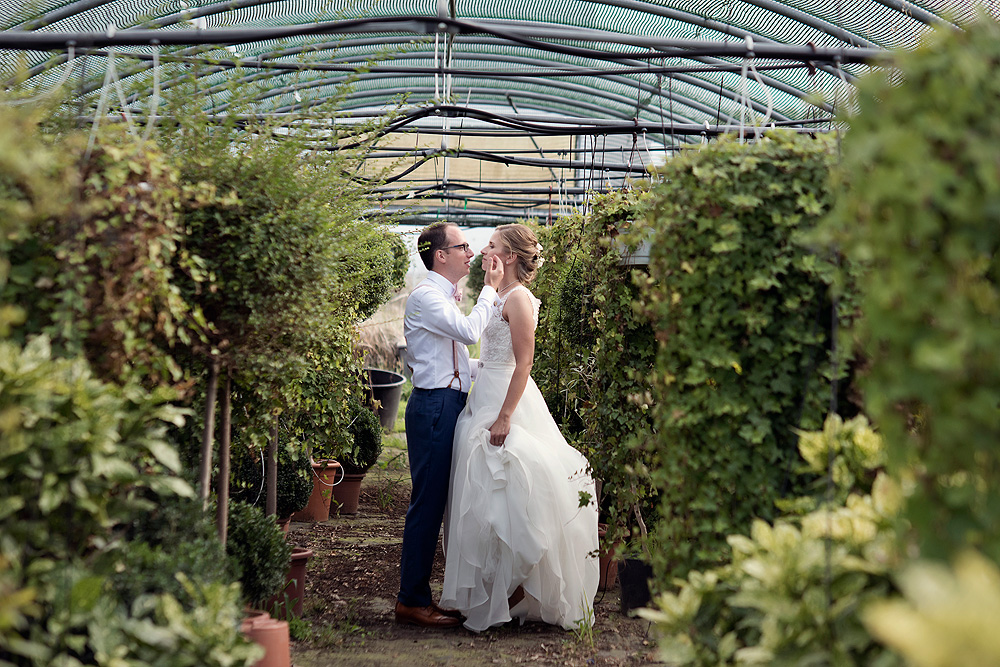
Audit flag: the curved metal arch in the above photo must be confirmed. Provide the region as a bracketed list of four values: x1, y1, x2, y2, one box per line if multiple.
[231, 71, 753, 127]
[5, 0, 991, 215]
[88, 38, 821, 127]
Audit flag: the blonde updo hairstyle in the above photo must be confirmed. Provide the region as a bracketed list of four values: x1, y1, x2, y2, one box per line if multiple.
[495, 223, 542, 285]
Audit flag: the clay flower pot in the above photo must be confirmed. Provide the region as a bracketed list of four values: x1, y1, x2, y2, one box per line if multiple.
[290, 459, 342, 522]
[268, 546, 314, 620]
[597, 524, 620, 591]
[330, 471, 365, 515]
[241, 611, 291, 667]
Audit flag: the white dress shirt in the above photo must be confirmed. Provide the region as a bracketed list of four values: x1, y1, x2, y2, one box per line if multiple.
[403, 271, 498, 391]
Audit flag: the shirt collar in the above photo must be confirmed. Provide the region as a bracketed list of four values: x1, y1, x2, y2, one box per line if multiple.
[426, 270, 457, 295]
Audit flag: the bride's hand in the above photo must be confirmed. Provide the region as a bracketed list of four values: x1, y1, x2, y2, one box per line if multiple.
[488, 416, 511, 447]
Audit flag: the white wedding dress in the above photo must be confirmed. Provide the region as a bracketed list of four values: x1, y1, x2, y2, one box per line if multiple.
[441, 286, 599, 632]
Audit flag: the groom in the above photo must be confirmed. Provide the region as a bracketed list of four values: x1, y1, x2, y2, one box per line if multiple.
[395, 222, 503, 628]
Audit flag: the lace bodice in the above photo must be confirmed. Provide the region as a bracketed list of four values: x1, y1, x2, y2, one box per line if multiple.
[479, 286, 540, 365]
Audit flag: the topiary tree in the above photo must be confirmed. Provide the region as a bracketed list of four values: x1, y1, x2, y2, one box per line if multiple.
[641, 132, 855, 581]
[821, 15, 1000, 564]
[0, 120, 206, 391]
[225, 501, 293, 609]
[339, 397, 384, 474]
[157, 80, 400, 530]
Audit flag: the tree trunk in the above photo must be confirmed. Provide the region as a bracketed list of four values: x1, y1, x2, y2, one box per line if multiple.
[266, 417, 278, 516]
[215, 369, 232, 544]
[198, 357, 220, 510]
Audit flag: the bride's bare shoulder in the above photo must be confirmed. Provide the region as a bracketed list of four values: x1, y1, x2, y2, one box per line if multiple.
[502, 287, 533, 316]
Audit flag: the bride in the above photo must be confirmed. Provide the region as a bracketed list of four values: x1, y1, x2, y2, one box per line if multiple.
[441, 223, 599, 632]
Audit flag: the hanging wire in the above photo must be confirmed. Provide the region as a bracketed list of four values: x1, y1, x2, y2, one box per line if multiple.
[739, 36, 753, 142]
[750, 59, 774, 139]
[1, 45, 76, 107]
[141, 42, 161, 142]
[84, 47, 118, 161]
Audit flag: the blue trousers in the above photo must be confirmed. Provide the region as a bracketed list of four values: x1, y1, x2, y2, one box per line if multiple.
[398, 387, 467, 607]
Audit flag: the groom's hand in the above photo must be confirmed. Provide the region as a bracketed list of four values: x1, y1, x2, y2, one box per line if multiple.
[485, 255, 504, 289]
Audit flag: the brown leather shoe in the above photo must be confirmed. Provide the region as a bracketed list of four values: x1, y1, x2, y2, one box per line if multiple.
[394, 601, 461, 628]
[430, 601, 464, 619]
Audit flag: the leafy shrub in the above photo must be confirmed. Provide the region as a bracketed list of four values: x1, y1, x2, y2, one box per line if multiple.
[2, 124, 208, 389]
[531, 189, 658, 556]
[226, 501, 293, 608]
[0, 336, 190, 563]
[821, 14, 1000, 563]
[641, 415, 902, 666]
[0, 335, 255, 666]
[467, 253, 486, 296]
[112, 495, 231, 608]
[864, 551, 1000, 667]
[340, 398, 384, 474]
[641, 132, 855, 579]
[16, 566, 261, 667]
[230, 440, 313, 519]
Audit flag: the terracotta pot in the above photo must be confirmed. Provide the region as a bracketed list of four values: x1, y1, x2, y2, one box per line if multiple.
[330, 472, 365, 515]
[597, 524, 619, 592]
[268, 546, 314, 620]
[290, 460, 342, 522]
[242, 613, 290, 667]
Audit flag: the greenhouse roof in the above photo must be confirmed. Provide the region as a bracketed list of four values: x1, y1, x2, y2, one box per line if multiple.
[2, 0, 996, 224]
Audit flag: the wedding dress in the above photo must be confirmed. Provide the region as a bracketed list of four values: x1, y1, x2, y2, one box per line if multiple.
[441, 285, 599, 632]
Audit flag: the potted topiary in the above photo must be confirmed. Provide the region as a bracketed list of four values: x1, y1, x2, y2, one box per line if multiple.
[331, 397, 384, 515]
[226, 500, 294, 609]
[231, 440, 313, 530]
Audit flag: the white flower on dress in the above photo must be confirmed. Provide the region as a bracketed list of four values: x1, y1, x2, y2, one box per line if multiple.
[535, 243, 545, 267]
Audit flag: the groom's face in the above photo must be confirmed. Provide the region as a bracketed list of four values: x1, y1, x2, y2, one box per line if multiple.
[436, 226, 474, 282]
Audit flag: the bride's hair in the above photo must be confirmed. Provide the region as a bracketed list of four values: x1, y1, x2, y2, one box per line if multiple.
[495, 223, 543, 285]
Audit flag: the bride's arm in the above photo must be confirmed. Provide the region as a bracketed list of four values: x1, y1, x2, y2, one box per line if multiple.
[488, 291, 535, 447]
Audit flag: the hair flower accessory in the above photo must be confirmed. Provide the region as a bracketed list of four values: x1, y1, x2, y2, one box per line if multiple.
[534, 242, 545, 267]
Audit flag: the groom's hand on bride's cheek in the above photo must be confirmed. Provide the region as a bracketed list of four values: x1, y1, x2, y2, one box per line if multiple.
[486, 256, 504, 288]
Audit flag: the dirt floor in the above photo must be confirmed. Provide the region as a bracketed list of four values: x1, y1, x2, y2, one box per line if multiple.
[287, 437, 662, 667]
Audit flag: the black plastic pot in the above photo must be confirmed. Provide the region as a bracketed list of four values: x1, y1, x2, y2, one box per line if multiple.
[619, 557, 653, 614]
[363, 368, 406, 431]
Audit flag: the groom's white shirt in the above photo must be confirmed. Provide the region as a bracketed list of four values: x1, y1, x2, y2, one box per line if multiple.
[404, 271, 498, 391]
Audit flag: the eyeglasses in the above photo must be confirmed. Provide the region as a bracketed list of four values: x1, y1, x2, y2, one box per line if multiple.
[442, 242, 470, 253]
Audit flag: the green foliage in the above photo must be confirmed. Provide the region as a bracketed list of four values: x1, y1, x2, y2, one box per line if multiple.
[164, 102, 393, 383]
[112, 495, 231, 609]
[339, 398, 384, 474]
[1, 123, 209, 389]
[230, 439, 313, 519]
[12, 567, 261, 667]
[0, 336, 191, 563]
[821, 16, 1000, 563]
[286, 340, 366, 464]
[0, 335, 255, 666]
[641, 416, 902, 667]
[467, 253, 486, 296]
[642, 132, 854, 579]
[864, 550, 1000, 667]
[786, 413, 885, 512]
[531, 189, 658, 557]
[350, 228, 409, 322]
[225, 501, 293, 608]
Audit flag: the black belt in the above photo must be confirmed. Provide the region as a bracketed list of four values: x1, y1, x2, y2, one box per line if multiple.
[412, 386, 467, 396]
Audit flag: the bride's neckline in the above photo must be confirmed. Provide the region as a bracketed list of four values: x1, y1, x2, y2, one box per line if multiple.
[497, 280, 522, 295]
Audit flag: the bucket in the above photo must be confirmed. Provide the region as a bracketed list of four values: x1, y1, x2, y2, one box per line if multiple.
[619, 558, 653, 614]
[363, 368, 406, 431]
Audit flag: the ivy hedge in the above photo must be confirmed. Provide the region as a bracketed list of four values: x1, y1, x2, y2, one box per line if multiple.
[641, 132, 856, 580]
